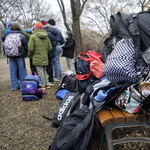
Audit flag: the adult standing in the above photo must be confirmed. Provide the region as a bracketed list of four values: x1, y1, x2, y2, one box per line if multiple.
[62, 31, 76, 71]
[40, 19, 57, 86]
[27, 22, 52, 90]
[4, 22, 28, 90]
[47, 19, 65, 81]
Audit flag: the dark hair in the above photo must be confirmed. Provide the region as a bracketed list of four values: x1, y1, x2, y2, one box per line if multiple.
[10, 23, 21, 31]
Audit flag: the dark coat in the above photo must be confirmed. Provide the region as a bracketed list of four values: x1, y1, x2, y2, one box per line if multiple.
[8, 30, 28, 58]
[45, 27, 57, 58]
[62, 37, 76, 58]
[55, 27, 65, 45]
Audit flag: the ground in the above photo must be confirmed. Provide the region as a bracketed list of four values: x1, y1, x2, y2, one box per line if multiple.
[0, 57, 150, 150]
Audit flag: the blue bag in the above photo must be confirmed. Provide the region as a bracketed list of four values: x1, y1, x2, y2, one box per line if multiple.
[56, 89, 70, 100]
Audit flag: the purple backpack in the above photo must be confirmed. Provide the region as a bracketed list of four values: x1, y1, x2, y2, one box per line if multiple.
[58, 71, 76, 92]
[21, 72, 44, 101]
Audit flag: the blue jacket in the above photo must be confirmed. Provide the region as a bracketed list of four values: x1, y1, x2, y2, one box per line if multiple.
[5, 22, 12, 35]
[8, 30, 28, 58]
[55, 27, 65, 45]
[45, 27, 57, 58]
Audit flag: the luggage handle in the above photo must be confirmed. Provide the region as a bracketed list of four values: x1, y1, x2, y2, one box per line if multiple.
[29, 71, 37, 76]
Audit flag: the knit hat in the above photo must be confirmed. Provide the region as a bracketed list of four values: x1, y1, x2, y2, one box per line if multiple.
[34, 22, 43, 30]
[47, 19, 56, 26]
[32, 20, 38, 26]
[40, 18, 49, 29]
[66, 31, 73, 37]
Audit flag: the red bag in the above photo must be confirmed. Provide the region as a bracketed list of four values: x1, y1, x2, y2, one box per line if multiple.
[76, 51, 104, 80]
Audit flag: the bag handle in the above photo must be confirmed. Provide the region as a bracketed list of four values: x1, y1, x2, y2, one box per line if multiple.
[79, 52, 90, 63]
[29, 71, 37, 76]
[76, 72, 92, 80]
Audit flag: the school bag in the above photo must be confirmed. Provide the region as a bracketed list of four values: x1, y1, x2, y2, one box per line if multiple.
[21, 72, 44, 101]
[102, 11, 150, 83]
[58, 70, 76, 92]
[74, 51, 104, 94]
[51, 92, 83, 127]
[49, 106, 103, 150]
[4, 33, 23, 57]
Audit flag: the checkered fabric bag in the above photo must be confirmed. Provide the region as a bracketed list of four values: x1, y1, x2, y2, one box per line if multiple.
[103, 38, 146, 83]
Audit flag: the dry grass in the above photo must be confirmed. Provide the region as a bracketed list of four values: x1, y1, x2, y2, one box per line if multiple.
[0, 57, 150, 150]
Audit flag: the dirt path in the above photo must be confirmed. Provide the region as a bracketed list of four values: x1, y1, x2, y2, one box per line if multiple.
[0, 57, 150, 150]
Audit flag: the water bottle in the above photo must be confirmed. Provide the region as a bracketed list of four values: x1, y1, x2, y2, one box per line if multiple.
[95, 90, 107, 102]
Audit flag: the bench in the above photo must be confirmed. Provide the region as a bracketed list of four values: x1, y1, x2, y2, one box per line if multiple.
[97, 107, 150, 150]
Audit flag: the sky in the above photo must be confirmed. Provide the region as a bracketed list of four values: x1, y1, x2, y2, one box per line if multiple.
[47, 0, 71, 12]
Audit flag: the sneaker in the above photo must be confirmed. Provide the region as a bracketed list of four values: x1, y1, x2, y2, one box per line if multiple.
[53, 77, 60, 82]
[49, 81, 55, 86]
[46, 84, 51, 89]
[42, 86, 46, 90]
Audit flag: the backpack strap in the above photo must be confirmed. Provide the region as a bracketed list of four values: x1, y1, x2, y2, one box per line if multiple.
[128, 13, 140, 63]
[76, 72, 92, 80]
[79, 52, 90, 63]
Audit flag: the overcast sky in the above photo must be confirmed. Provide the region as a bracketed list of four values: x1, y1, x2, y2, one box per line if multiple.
[47, 0, 71, 12]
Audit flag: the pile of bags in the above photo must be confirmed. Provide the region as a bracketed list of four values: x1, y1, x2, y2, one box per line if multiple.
[48, 11, 150, 150]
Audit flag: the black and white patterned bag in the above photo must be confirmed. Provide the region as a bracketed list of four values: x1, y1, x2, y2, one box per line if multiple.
[103, 38, 146, 83]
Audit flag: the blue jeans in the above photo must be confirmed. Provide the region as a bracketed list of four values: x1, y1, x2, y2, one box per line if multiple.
[53, 45, 62, 78]
[9, 58, 27, 90]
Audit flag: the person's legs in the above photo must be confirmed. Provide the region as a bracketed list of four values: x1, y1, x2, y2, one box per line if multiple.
[16, 58, 27, 84]
[53, 45, 62, 80]
[57, 45, 62, 76]
[43, 66, 50, 89]
[9, 58, 20, 90]
[66, 57, 72, 71]
[47, 58, 54, 82]
[36, 66, 46, 88]
[30, 58, 37, 75]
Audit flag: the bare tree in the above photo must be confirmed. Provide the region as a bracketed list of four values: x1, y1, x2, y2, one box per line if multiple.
[57, 0, 88, 57]
[0, 0, 58, 30]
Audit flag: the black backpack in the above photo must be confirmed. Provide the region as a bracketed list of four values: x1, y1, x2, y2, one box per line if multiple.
[43, 92, 83, 127]
[74, 54, 97, 94]
[101, 11, 150, 64]
[49, 106, 103, 150]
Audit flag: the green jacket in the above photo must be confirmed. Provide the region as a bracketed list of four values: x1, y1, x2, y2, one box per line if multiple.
[27, 29, 52, 66]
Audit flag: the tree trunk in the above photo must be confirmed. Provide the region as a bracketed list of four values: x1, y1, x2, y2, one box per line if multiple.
[72, 18, 83, 57]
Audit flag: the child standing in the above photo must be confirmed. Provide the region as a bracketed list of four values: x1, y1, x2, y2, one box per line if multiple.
[27, 22, 52, 90]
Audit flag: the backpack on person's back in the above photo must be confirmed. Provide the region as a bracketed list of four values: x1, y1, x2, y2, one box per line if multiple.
[4, 33, 23, 57]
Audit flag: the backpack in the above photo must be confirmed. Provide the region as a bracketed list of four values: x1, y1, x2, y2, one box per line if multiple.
[21, 72, 44, 101]
[49, 106, 103, 150]
[102, 11, 149, 83]
[74, 51, 104, 94]
[51, 92, 83, 127]
[58, 70, 76, 92]
[4, 33, 22, 57]
[115, 79, 150, 114]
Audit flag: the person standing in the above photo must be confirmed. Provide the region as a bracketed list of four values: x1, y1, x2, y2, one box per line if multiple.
[62, 31, 76, 71]
[40, 19, 57, 86]
[21, 20, 38, 75]
[27, 22, 52, 90]
[4, 22, 28, 90]
[47, 19, 65, 81]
